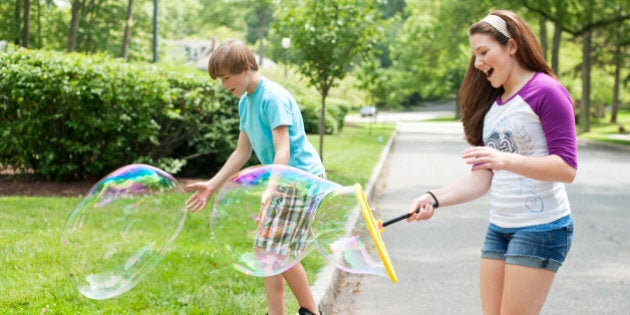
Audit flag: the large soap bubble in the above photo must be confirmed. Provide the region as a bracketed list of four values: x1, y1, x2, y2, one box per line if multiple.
[211, 165, 397, 282]
[312, 183, 396, 282]
[210, 165, 332, 276]
[60, 164, 187, 299]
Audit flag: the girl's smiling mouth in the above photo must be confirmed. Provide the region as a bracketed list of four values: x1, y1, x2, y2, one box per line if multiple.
[483, 68, 494, 78]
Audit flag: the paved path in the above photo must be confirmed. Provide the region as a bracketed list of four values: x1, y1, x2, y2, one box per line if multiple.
[317, 118, 630, 314]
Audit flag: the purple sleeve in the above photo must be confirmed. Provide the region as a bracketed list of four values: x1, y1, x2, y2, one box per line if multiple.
[524, 74, 578, 169]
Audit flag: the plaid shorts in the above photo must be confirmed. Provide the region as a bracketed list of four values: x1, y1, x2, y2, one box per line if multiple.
[253, 184, 317, 257]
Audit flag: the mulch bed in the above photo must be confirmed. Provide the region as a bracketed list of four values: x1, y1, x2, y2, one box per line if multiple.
[0, 172, 202, 197]
[0, 175, 97, 197]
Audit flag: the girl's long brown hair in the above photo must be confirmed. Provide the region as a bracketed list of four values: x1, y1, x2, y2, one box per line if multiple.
[458, 10, 555, 146]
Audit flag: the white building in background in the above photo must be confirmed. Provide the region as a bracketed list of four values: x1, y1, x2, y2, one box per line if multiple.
[164, 37, 277, 71]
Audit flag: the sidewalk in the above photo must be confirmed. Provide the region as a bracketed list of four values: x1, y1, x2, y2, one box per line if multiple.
[314, 120, 630, 314]
[314, 121, 480, 314]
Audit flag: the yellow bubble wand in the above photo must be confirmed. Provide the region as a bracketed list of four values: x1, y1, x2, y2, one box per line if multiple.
[353, 184, 398, 283]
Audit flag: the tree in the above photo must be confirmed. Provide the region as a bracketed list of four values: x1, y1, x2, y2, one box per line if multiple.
[274, 0, 382, 161]
[121, 0, 134, 58]
[5, 0, 32, 47]
[245, 0, 274, 66]
[571, 8, 629, 132]
[595, 16, 630, 124]
[67, 0, 84, 52]
[22, 0, 31, 47]
[523, 0, 630, 133]
[354, 0, 406, 108]
[607, 35, 627, 124]
[386, 0, 479, 106]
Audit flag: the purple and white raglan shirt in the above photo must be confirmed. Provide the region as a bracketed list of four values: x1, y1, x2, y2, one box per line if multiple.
[483, 72, 577, 228]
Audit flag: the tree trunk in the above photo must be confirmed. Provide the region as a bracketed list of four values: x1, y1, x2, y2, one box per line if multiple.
[579, 28, 592, 133]
[36, 0, 41, 48]
[83, 0, 99, 52]
[318, 89, 329, 162]
[22, 0, 30, 48]
[121, 0, 134, 58]
[610, 44, 622, 124]
[551, 20, 562, 75]
[539, 15, 548, 61]
[258, 38, 264, 67]
[68, 0, 83, 52]
[152, 0, 157, 62]
[13, 0, 21, 45]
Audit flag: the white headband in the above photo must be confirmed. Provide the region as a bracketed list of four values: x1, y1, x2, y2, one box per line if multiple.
[481, 15, 511, 38]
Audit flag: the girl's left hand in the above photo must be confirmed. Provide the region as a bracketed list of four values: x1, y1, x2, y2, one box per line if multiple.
[462, 146, 510, 171]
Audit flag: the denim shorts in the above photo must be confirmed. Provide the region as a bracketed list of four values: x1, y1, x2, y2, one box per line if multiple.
[480, 223, 574, 272]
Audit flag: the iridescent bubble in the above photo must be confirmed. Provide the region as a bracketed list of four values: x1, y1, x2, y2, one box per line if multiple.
[311, 183, 396, 282]
[211, 164, 396, 281]
[60, 164, 187, 299]
[211, 165, 330, 276]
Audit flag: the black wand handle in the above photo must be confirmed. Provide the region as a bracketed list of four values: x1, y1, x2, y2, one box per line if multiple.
[381, 202, 438, 228]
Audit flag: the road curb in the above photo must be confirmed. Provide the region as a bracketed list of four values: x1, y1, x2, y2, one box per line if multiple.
[311, 128, 399, 313]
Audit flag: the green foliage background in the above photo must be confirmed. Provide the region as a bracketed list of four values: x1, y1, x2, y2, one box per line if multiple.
[0, 45, 239, 179]
[0, 45, 348, 180]
[1, 0, 629, 178]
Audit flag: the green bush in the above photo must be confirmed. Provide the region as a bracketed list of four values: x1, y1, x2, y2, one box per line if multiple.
[325, 97, 349, 132]
[273, 73, 349, 135]
[298, 94, 348, 135]
[0, 45, 239, 180]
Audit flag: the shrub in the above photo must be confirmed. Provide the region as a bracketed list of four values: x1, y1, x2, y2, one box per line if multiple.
[0, 45, 239, 180]
[297, 94, 347, 135]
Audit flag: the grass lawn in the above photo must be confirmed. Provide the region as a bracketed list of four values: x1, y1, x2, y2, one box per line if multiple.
[578, 109, 630, 146]
[0, 123, 395, 314]
[3, 107, 625, 313]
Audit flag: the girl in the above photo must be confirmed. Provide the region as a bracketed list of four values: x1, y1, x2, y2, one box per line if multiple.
[406, 10, 577, 315]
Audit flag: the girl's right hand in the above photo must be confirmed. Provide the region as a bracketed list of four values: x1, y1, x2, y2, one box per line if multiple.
[406, 193, 437, 222]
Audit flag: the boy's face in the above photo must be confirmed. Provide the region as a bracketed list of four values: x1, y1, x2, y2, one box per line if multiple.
[218, 68, 249, 98]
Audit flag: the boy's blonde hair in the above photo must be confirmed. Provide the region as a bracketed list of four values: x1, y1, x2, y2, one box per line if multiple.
[208, 38, 258, 79]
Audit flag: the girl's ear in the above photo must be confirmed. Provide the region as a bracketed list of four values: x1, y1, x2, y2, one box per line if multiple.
[507, 38, 518, 55]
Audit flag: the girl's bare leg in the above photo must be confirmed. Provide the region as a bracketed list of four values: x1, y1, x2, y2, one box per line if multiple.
[501, 264, 555, 315]
[480, 258, 556, 315]
[480, 258, 505, 315]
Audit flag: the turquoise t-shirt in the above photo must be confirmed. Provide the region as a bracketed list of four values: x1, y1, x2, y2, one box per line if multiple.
[239, 77, 324, 176]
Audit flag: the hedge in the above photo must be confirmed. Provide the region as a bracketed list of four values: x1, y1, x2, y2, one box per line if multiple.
[0, 45, 347, 181]
[0, 45, 239, 180]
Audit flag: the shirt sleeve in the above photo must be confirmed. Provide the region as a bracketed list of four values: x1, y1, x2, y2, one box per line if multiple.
[265, 98, 294, 129]
[530, 79, 578, 169]
[262, 83, 294, 129]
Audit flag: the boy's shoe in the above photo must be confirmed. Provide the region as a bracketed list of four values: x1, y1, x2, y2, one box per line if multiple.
[297, 307, 319, 315]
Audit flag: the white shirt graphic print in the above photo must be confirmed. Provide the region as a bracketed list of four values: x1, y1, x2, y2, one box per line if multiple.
[483, 95, 571, 228]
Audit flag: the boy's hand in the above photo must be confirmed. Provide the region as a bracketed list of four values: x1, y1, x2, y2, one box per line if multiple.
[256, 188, 274, 223]
[186, 182, 215, 212]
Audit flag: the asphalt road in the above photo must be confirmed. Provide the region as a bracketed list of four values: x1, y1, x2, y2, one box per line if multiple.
[321, 116, 630, 314]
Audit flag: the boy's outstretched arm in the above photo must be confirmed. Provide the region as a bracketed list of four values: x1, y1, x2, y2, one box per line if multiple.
[186, 132, 253, 212]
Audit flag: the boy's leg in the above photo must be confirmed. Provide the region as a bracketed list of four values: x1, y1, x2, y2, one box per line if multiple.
[283, 263, 319, 315]
[264, 275, 285, 315]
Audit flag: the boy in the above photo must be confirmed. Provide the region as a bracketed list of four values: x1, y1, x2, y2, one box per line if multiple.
[186, 38, 322, 315]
